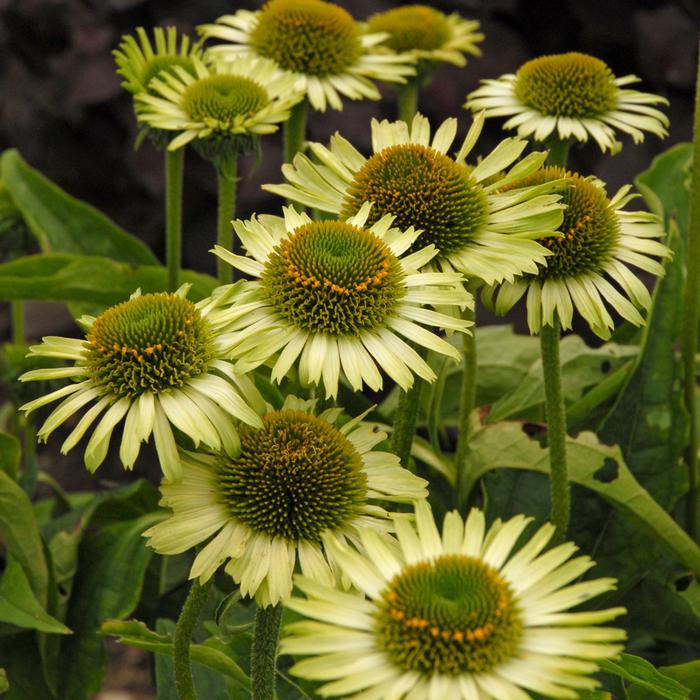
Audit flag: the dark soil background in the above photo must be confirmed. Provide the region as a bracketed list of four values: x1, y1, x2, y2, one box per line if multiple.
[0, 1, 697, 697]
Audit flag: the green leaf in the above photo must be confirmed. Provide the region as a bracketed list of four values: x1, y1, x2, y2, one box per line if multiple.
[0, 634, 53, 700]
[632, 662, 700, 699]
[460, 421, 700, 578]
[0, 433, 20, 480]
[0, 470, 48, 606]
[56, 511, 163, 700]
[0, 149, 158, 264]
[101, 619, 251, 691]
[0, 253, 217, 306]
[0, 557, 70, 634]
[0, 668, 8, 695]
[600, 654, 691, 700]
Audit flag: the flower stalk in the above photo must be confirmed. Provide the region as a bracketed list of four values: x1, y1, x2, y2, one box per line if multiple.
[11, 300, 25, 344]
[216, 161, 238, 286]
[173, 579, 212, 700]
[251, 603, 283, 700]
[284, 99, 308, 166]
[455, 310, 477, 509]
[166, 147, 185, 292]
[683, 37, 700, 541]
[397, 80, 419, 123]
[540, 315, 570, 541]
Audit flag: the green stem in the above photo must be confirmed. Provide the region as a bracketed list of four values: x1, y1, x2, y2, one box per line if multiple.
[540, 316, 570, 541]
[455, 312, 477, 510]
[11, 300, 24, 344]
[165, 148, 185, 292]
[173, 579, 211, 700]
[391, 379, 424, 471]
[284, 99, 308, 166]
[216, 160, 238, 286]
[546, 138, 571, 168]
[251, 604, 283, 700]
[397, 80, 419, 123]
[683, 37, 700, 541]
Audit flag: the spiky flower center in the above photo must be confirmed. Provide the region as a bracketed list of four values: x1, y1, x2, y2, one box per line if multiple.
[141, 56, 196, 94]
[514, 52, 618, 118]
[85, 293, 211, 399]
[216, 410, 368, 541]
[367, 5, 451, 53]
[250, 0, 362, 77]
[507, 166, 619, 278]
[182, 75, 269, 126]
[375, 554, 522, 676]
[261, 220, 405, 335]
[340, 144, 488, 257]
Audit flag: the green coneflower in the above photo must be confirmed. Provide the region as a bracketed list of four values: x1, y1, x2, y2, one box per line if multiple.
[485, 167, 671, 339]
[19, 285, 264, 481]
[211, 203, 472, 398]
[135, 54, 304, 160]
[198, 0, 416, 112]
[282, 500, 627, 699]
[366, 4, 483, 68]
[264, 112, 566, 286]
[465, 52, 669, 153]
[144, 396, 428, 607]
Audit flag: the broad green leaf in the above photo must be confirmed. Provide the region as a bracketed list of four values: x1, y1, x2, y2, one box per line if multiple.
[0, 557, 70, 634]
[0, 470, 48, 606]
[0, 149, 158, 264]
[154, 618, 247, 700]
[629, 662, 700, 699]
[101, 619, 251, 690]
[56, 511, 163, 700]
[0, 668, 7, 695]
[0, 432, 20, 479]
[460, 421, 700, 578]
[600, 654, 690, 699]
[0, 253, 217, 306]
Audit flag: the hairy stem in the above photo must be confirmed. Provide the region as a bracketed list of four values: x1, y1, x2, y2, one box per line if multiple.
[540, 316, 570, 540]
[165, 147, 185, 292]
[216, 160, 238, 286]
[251, 604, 283, 700]
[173, 579, 211, 700]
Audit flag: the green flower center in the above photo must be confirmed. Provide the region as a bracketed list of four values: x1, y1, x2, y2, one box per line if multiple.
[340, 144, 488, 257]
[182, 75, 269, 125]
[261, 220, 405, 335]
[375, 554, 522, 676]
[86, 293, 212, 399]
[367, 5, 451, 53]
[506, 166, 620, 278]
[216, 409, 368, 541]
[514, 52, 618, 118]
[250, 0, 363, 77]
[141, 56, 196, 94]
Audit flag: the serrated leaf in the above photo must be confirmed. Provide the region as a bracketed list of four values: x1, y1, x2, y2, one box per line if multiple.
[0, 557, 70, 634]
[600, 653, 690, 700]
[0, 149, 158, 265]
[0, 253, 216, 306]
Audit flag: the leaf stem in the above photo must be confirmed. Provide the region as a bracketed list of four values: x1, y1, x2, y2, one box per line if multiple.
[455, 313, 477, 510]
[251, 603, 283, 700]
[683, 37, 700, 541]
[216, 160, 238, 286]
[173, 578, 211, 700]
[397, 80, 419, 123]
[165, 147, 185, 292]
[284, 99, 308, 166]
[11, 300, 24, 344]
[540, 315, 570, 541]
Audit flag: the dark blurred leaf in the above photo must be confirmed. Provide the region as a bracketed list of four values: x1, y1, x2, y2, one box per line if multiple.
[0, 149, 158, 265]
[0, 557, 70, 634]
[600, 654, 690, 699]
[0, 433, 20, 479]
[0, 668, 7, 694]
[0, 253, 217, 306]
[0, 634, 53, 699]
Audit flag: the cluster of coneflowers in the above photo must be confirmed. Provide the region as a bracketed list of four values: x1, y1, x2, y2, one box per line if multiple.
[18, 2, 671, 699]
